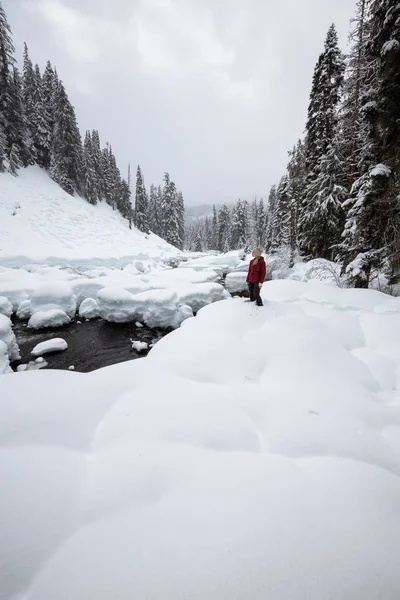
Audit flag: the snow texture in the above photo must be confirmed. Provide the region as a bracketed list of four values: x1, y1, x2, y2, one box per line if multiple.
[1, 281, 400, 600]
[0, 296, 13, 317]
[78, 298, 100, 320]
[0, 340, 11, 374]
[28, 309, 71, 330]
[225, 271, 248, 293]
[370, 163, 391, 178]
[131, 341, 149, 352]
[0, 166, 180, 266]
[0, 314, 20, 362]
[31, 338, 68, 357]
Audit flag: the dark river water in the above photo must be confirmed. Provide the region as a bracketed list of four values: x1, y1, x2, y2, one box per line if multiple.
[12, 318, 169, 373]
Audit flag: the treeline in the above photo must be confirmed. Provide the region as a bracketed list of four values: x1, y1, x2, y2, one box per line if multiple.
[270, 1, 400, 287]
[0, 2, 185, 248]
[185, 199, 268, 253]
[135, 168, 185, 249]
[188, 1, 400, 288]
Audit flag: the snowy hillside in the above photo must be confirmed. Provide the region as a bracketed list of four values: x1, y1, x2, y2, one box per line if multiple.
[1, 280, 400, 599]
[0, 167, 179, 266]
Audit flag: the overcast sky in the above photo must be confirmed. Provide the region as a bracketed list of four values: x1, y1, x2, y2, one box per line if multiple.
[4, 0, 356, 205]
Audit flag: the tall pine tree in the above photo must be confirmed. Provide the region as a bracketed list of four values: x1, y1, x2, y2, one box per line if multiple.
[135, 165, 149, 233]
[299, 24, 345, 258]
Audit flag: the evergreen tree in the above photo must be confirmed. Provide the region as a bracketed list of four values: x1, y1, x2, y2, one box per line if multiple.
[107, 146, 121, 210]
[0, 1, 15, 156]
[22, 43, 35, 154]
[8, 142, 21, 175]
[176, 190, 185, 250]
[135, 165, 149, 233]
[301, 142, 346, 259]
[287, 140, 306, 248]
[300, 24, 346, 257]
[8, 66, 33, 167]
[148, 184, 159, 234]
[338, 0, 369, 187]
[231, 199, 248, 249]
[50, 79, 83, 195]
[0, 123, 6, 171]
[91, 130, 103, 199]
[162, 173, 180, 247]
[256, 198, 267, 249]
[101, 143, 113, 205]
[82, 130, 97, 205]
[156, 185, 163, 236]
[341, 0, 400, 286]
[265, 185, 277, 250]
[32, 64, 51, 168]
[117, 179, 132, 220]
[218, 204, 231, 252]
[211, 205, 218, 250]
[271, 176, 292, 251]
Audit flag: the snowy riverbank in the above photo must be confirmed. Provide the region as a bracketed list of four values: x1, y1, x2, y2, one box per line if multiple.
[1, 279, 400, 599]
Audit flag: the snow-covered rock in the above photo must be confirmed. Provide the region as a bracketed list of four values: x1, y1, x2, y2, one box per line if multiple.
[177, 282, 230, 313]
[97, 287, 195, 329]
[0, 314, 20, 362]
[78, 298, 100, 320]
[0, 340, 11, 374]
[131, 341, 149, 353]
[97, 287, 137, 323]
[28, 309, 71, 330]
[31, 338, 68, 357]
[30, 281, 76, 318]
[225, 271, 248, 293]
[0, 296, 13, 317]
[1, 280, 400, 598]
[16, 299, 31, 319]
[175, 304, 194, 327]
[16, 359, 48, 372]
[133, 289, 181, 329]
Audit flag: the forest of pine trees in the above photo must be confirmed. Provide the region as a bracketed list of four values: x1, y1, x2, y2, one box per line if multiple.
[0, 2, 185, 250]
[186, 1, 400, 289]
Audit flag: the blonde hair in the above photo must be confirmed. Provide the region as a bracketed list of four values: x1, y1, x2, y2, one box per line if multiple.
[253, 247, 263, 264]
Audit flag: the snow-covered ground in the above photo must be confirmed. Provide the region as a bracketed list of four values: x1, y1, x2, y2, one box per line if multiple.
[0, 166, 179, 267]
[1, 279, 400, 599]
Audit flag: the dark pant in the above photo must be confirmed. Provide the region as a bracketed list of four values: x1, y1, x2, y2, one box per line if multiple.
[248, 282, 263, 306]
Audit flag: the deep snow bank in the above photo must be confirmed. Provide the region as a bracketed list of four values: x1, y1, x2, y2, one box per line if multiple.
[1, 280, 400, 599]
[0, 166, 179, 266]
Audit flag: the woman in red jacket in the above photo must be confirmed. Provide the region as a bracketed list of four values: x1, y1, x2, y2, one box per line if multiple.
[246, 248, 266, 306]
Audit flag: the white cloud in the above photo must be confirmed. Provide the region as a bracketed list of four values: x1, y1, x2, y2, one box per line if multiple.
[22, 0, 121, 63]
[134, 0, 235, 73]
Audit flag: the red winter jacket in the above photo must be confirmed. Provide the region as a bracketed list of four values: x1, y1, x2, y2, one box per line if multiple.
[246, 257, 266, 284]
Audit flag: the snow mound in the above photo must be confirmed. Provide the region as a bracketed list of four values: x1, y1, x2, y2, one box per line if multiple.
[28, 309, 71, 329]
[0, 340, 11, 374]
[31, 338, 68, 357]
[0, 296, 13, 317]
[78, 298, 100, 320]
[131, 341, 149, 353]
[1, 281, 400, 598]
[0, 166, 180, 266]
[97, 287, 137, 323]
[177, 282, 230, 312]
[1, 281, 400, 599]
[30, 282, 77, 318]
[133, 288, 181, 329]
[225, 271, 248, 293]
[0, 314, 20, 362]
[97, 287, 196, 328]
